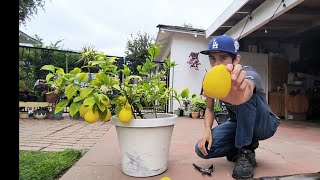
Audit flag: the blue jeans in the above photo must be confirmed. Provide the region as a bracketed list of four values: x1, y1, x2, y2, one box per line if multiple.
[195, 94, 281, 159]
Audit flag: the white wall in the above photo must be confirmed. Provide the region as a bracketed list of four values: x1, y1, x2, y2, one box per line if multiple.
[169, 33, 211, 112]
[167, 34, 269, 111]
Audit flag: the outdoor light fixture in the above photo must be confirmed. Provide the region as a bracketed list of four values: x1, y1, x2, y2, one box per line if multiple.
[282, 0, 286, 7]
[264, 29, 268, 34]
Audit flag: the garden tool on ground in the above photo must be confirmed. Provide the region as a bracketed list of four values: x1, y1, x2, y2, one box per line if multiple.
[192, 163, 214, 176]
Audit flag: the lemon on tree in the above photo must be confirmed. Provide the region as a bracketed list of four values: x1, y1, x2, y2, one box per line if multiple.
[99, 95, 110, 106]
[79, 105, 90, 117]
[118, 103, 133, 123]
[202, 64, 231, 99]
[100, 108, 112, 122]
[84, 108, 100, 124]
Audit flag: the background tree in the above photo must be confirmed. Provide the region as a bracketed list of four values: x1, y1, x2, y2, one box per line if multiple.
[19, 0, 47, 26]
[124, 31, 154, 59]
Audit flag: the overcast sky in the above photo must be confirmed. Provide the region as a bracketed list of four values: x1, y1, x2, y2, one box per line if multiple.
[20, 0, 234, 57]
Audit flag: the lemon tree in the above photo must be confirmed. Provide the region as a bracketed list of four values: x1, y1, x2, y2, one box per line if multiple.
[43, 44, 186, 124]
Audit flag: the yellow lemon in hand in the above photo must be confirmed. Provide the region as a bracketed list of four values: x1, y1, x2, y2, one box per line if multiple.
[202, 64, 231, 99]
[100, 108, 112, 122]
[118, 109, 133, 123]
[84, 108, 100, 123]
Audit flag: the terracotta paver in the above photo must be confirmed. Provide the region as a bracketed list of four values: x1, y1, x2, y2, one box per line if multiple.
[19, 116, 320, 179]
[59, 117, 320, 179]
[19, 118, 113, 152]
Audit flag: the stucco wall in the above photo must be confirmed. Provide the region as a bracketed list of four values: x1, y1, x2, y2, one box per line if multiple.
[168, 33, 210, 112]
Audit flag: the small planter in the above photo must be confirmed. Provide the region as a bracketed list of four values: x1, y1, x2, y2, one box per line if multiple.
[199, 109, 205, 118]
[111, 113, 178, 177]
[215, 112, 230, 125]
[179, 109, 184, 116]
[191, 111, 199, 119]
[53, 111, 63, 120]
[45, 93, 58, 103]
[33, 108, 48, 119]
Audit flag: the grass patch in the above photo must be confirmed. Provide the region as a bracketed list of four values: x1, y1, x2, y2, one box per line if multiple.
[19, 149, 83, 180]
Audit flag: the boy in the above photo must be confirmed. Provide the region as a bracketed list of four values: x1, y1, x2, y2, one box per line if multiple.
[195, 35, 281, 179]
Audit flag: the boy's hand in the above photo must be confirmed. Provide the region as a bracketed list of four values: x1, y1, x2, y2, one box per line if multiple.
[222, 64, 253, 105]
[198, 130, 212, 156]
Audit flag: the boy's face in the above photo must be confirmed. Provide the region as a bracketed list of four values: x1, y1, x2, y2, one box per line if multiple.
[208, 52, 234, 67]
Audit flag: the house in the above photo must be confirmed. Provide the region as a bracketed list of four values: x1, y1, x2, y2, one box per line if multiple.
[155, 0, 320, 120]
[19, 30, 41, 46]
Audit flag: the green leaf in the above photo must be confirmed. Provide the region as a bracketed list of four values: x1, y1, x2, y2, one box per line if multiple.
[137, 103, 143, 110]
[80, 88, 94, 99]
[66, 84, 80, 100]
[69, 102, 82, 117]
[73, 96, 83, 103]
[108, 57, 116, 64]
[91, 61, 105, 66]
[112, 84, 121, 91]
[181, 88, 190, 98]
[70, 67, 82, 75]
[122, 65, 131, 76]
[41, 65, 55, 73]
[98, 108, 108, 119]
[97, 100, 106, 112]
[148, 44, 160, 60]
[115, 105, 122, 117]
[96, 73, 110, 85]
[137, 65, 142, 72]
[45, 73, 54, 82]
[83, 96, 96, 111]
[77, 73, 89, 83]
[56, 68, 65, 76]
[54, 99, 69, 114]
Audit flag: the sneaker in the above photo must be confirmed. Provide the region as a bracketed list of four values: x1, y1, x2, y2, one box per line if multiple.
[226, 141, 259, 162]
[226, 151, 238, 162]
[232, 149, 258, 179]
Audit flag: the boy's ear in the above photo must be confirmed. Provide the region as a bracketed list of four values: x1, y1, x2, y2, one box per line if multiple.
[233, 54, 241, 64]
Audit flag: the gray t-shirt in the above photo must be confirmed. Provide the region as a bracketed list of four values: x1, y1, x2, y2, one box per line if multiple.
[222, 65, 279, 120]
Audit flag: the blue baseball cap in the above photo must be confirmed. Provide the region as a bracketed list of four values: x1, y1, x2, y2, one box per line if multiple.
[200, 35, 240, 56]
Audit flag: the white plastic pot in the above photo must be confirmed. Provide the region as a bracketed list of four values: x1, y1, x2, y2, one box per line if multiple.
[111, 113, 178, 177]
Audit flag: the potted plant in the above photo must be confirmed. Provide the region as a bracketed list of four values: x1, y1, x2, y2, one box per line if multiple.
[40, 65, 71, 119]
[47, 44, 188, 177]
[190, 104, 200, 118]
[214, 100, 229, 125]
[172, 88, 195, 116]
[190, 96, 206, 119]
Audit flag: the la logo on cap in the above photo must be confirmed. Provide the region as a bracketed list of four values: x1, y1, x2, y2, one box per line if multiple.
[212, 39, 218, 49]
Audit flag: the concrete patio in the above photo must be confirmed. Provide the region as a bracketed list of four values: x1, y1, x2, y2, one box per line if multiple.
[19, 117, 320, 179]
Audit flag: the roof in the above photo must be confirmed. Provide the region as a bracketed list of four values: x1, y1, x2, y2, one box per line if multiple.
[156, 24, 206, 34]
[155, 24, 206, 44]
[206, 0, 320, 42]
[19, 30, 42, 45]
[155, 24, 208, 62]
